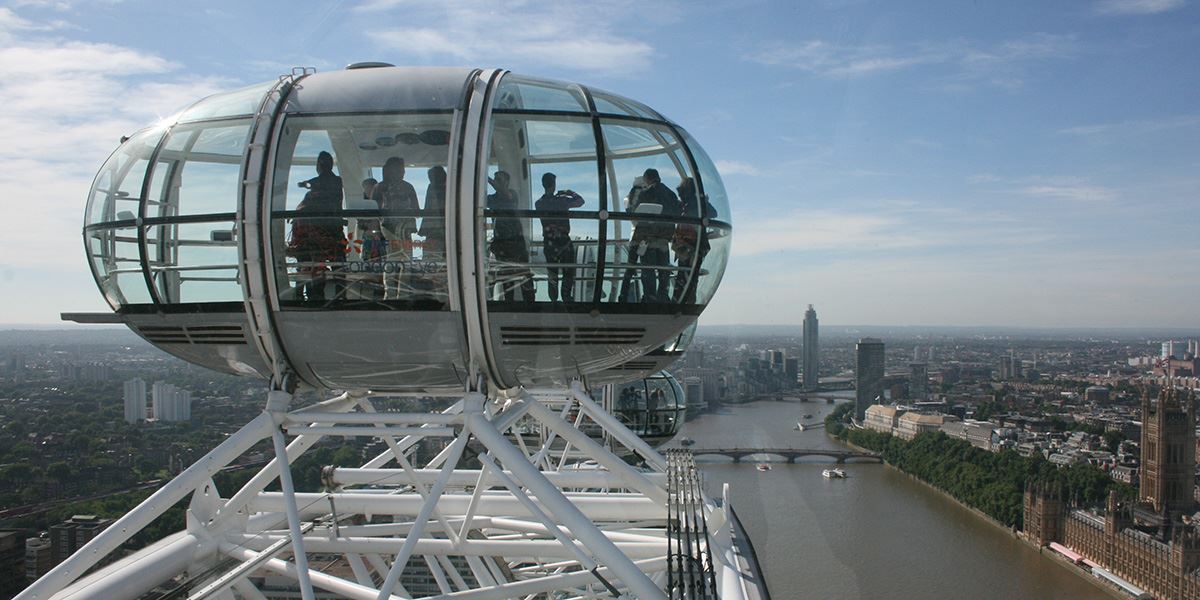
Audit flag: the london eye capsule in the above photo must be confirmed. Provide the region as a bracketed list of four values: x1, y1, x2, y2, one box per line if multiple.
[73, 66, 732, 393]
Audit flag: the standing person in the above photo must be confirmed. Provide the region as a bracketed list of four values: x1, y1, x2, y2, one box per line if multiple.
[288, 151, 345, 302]
[534, 172, 585, 303]
[671, 177, 715, 304]
[486, 170, 534, 301]
[419, 166, 448, 301]
[621, 168, 679, 303]
[372, 157, 418, 300]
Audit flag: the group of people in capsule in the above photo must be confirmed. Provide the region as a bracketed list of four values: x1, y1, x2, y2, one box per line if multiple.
[287, 152, 714, 305]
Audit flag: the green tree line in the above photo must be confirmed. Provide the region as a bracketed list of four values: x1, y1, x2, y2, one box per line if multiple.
[825, 403, 1132, 528]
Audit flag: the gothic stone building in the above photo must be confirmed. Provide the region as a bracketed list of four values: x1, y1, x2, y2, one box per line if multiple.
[1025, 387, 1200, 599]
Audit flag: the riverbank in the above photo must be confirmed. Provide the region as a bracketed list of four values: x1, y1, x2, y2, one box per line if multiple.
[835, 434, 1127, 599]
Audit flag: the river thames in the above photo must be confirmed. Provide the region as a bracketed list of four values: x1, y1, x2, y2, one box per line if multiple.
[675, 397, 1112, 599]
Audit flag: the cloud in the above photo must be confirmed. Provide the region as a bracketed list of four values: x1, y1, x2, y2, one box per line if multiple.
[714, 160, 762, 177]
[362, 1, 656, 75]
[1059, 114, 1200, 136]
[1095, 0, 1187, 15]
[746, 33, 1078, 88]
[0, 11, 234, 275]
[1018, 184, 1117, 203]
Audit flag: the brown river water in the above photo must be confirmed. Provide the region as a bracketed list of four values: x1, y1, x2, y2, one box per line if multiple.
[673, 397, 1112, 599]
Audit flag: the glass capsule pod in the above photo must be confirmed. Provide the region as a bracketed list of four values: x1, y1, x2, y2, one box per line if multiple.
[594, 371, 687, 447]
[79, 66, 731, 393]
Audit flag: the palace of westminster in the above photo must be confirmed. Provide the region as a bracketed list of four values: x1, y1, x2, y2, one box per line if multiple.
[1026, 386, 1200, 599]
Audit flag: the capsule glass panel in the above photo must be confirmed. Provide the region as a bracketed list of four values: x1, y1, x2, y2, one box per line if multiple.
[86, 128, 162, 227]
[600, 121, 694, 304]
[85, 128, 165, 308]
[176, 81, 272, 123]
[270, 112, 454, 308]
[677, 130, 731, 304]
[483, 114, 601, 305]
[493, 75, 588, 113]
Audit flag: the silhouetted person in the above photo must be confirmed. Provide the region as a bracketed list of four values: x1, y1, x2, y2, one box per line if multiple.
[288, 151, 345, 302]
[418, 166, 448, 303]
[534, 172, 585, 303]
[372, 157, 418, 300]
[486, 170, 534, 301]
[621, 168, 679, 303]
[672, 177, 716, 304]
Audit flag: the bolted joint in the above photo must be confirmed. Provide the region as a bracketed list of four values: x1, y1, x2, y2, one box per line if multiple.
[265, 390, 292, 413]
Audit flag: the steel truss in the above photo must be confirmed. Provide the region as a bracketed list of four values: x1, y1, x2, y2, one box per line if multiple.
[19, 382, 751, 600]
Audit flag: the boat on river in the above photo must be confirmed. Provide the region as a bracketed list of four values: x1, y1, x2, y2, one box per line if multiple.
[757, 464, 771, 472]
[822, 468, 847, 479]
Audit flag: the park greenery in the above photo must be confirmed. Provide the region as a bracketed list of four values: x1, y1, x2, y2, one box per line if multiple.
[825, 403, 1133, 528]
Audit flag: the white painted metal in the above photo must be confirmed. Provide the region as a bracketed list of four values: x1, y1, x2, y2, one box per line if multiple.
[23, 385, 752, 600]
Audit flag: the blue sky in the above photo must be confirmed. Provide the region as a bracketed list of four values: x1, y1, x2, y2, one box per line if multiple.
[1, 0, 1196, 328]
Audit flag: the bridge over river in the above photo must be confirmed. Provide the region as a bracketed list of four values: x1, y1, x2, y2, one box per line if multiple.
[689, 448, 883, 464]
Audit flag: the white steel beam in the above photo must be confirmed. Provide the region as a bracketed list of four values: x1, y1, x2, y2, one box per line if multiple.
[465, 403, 666, 600]
[248, 491, 663, 522]
[17, 412, 275, 600]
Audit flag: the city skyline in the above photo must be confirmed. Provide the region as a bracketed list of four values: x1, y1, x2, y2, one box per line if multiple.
[1, 0, 1197, 328]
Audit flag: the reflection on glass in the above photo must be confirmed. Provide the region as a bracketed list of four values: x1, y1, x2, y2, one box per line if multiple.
[86, 128, 163, 227]
[88, 226, 150, 307]
[177, 81, 273, 123]
[493, 75, 588, 112]
[270, 113, 453, 309]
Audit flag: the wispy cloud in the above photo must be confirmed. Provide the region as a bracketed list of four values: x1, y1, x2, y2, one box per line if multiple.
[1018, 184, 1118, 203]
[1059, 114, 1200, 136]
[746, 33, 1078, 88]
[0, 10, 233, 274]
[968, 174, 1120, 204]
[1095, 0, 1187, 15]
[714, 160, 762, 177]
[362, 1, 656, 75]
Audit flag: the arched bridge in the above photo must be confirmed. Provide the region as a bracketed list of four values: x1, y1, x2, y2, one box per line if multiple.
[690, 448, 882, 464]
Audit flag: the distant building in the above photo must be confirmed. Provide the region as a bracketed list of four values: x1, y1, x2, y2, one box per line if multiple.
[123, 378, 147, 423]
[1024, 388, 1200, 600]
[50, 515, 112, 565]
[895, 412, 953, 441]
[24, 535, 52, 581]
[1138, 385, 1195, 528]
[855, 338, 885, 421]
[864, 404, 905, 434]
[784, 357, 799, 389]
[802, 305, 819, 391]
[909, 363, 928, 400]
[151, 381, 191, 422]
[1084, 386, 1110, 404]
[683, 377, 704, 414]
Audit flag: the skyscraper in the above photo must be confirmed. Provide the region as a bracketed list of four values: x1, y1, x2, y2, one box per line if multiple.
[855, 338, 885, 421]
[123, 378, 146, 424]
[802, 305, 819, 391]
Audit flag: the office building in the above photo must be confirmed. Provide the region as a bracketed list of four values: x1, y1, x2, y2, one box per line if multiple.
[855, 338, 885, 421]
[123, 378, 147, 423]
[151, 381, 192, 422]
[802, 304, 819, 391]
[909, 363, 928, 400]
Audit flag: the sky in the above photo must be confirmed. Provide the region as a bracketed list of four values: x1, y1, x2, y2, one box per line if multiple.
[0, 0, 1197, 328]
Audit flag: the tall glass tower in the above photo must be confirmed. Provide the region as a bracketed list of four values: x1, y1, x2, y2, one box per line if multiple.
[855, 337, 885, 420]
[802, 305, 819, 391]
